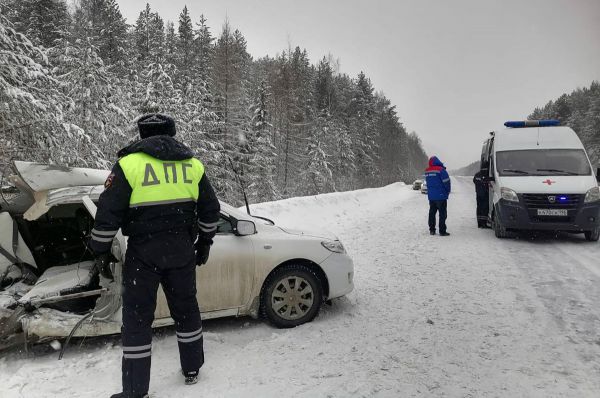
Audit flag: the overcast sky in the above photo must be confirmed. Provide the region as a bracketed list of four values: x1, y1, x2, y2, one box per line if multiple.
[118, 0, 600, 168]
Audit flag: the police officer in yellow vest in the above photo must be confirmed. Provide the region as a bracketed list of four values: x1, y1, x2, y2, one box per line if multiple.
[89, 114, 220, 398]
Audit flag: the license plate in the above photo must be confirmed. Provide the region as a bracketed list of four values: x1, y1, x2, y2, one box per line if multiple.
[537, 209, 568, 216]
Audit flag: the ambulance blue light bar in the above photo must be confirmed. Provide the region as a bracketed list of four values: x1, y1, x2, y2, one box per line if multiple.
[504, 120, 560, 128]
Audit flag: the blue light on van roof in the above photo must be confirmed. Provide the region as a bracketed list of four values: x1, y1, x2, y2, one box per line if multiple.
[504, 120, 560, 128]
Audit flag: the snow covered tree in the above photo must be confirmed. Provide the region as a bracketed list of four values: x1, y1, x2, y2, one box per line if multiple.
[212, 21, 250, 136]
[582, 93, 600, 163]
[50, 36, 129, 167]
[72, 0, 128, 67]
[266, 46, 314, 196]
[134, 3, 165, 64]
[0, 13, 66, 166]
[194, 14, 213, 84]
[164, 21, 176, 65]
[3, 0, 70, 49]
[176, 6, 195, 80]
[245, 78, 280, 202]
[135, 62, 180, 115]
[528, 81, 600, 165]
[301, 122, 334, 195]
[134, 4, 151, 61]
[349, 71, 379, 187]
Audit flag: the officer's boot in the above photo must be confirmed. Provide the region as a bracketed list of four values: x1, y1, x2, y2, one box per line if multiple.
[184, 370, 199, 385]
[110, 393, 149, 398]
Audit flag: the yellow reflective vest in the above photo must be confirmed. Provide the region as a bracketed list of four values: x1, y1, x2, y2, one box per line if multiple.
[119, 152, 204, 207]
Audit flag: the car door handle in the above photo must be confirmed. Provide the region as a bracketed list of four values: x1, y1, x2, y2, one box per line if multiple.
[264, 244, 272, 250]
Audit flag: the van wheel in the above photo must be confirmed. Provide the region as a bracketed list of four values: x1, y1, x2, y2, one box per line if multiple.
[584, 228, 599, 242]
[261, 264, 323, 328]
[493, 209, 510, 239]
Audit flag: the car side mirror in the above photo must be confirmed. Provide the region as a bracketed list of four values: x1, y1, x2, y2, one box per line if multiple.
[234, 220, 256, 236]
[596, 167, 600, 183]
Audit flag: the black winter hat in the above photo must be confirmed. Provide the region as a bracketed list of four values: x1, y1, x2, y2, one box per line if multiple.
[137, 113, 176, 139]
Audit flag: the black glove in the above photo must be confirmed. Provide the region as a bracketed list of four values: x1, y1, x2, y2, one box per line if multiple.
[195, 240, 212, 266]
[95, 252, 116, 280]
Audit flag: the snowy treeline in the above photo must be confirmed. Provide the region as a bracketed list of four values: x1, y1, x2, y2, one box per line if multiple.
[529, 81, 600, 165]
[0, 0, 428, 204]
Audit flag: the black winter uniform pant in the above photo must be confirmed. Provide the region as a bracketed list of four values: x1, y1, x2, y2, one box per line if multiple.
[121, 229, 203, 396]
[429, 200, 448, 234]
[476, 194, 489, 227]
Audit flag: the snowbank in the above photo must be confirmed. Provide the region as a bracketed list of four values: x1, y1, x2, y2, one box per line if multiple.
[248, 182, 410, 234]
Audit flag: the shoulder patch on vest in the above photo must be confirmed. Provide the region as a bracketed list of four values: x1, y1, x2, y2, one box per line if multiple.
[104, 173, 115, 189]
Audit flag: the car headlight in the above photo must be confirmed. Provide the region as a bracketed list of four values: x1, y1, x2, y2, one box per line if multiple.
[321, 240, 346, 254]
[500, 187, 519, 202]
[584, 186, 600, 203]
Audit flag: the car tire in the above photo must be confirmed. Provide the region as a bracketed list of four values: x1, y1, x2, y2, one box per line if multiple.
[584, 228, 600, 242]
[261, 264, 323, 328]
[493, 208, 510, 239]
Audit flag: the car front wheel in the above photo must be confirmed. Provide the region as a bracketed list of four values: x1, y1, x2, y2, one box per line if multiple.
[493, 208, 510, 239]
[261, 264, 323, 328]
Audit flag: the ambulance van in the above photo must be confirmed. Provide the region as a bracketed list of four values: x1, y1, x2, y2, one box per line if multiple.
[480, 120, 600, 241]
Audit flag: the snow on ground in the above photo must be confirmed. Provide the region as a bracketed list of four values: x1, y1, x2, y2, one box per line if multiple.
[1, 178, 600, 397]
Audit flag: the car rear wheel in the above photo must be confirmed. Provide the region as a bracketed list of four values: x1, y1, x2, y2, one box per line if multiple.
[584, 228, 599, 242]
[261, 264, 323, 328]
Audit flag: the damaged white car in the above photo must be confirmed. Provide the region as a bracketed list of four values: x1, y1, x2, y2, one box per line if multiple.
[0, 162, 354, 350]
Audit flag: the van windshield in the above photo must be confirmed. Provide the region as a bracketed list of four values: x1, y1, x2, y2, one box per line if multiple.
[496, 149, 591, 176]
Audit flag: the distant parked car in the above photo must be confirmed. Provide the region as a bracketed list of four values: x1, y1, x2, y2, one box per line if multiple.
[421, 180, 428, 194]
[412, 179, 423, 190]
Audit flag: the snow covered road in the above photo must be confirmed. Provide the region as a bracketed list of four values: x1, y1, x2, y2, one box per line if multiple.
[2, 177, 600, 397]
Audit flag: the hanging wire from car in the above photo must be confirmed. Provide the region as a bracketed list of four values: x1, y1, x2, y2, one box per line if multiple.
[58, 310, 94, 360]
[58, 243, 117, 359]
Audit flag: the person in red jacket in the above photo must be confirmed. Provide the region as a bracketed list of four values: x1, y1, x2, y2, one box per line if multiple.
[424, 156, 451, 236]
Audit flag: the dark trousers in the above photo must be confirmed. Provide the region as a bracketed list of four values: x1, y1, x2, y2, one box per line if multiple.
[121, 229, 203, 396]
[429, 200, 447, 233]
[476, 195, 489, 227]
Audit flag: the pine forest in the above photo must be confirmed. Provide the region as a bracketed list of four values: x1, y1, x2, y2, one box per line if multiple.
[529, 81, 600, 166]
[0, 0, 429, 205]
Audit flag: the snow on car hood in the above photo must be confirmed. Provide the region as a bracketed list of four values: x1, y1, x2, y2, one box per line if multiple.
[276, 226, 338, 241]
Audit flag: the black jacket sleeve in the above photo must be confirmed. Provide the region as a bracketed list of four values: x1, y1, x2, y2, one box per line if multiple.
[89, 162, 132, 254]
[196, 173, 220, 244]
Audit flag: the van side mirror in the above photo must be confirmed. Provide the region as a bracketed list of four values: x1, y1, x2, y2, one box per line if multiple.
[596, 167, 600, 183]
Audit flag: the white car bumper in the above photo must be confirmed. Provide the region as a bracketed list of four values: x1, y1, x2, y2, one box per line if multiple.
[319, 253, 354, 299]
